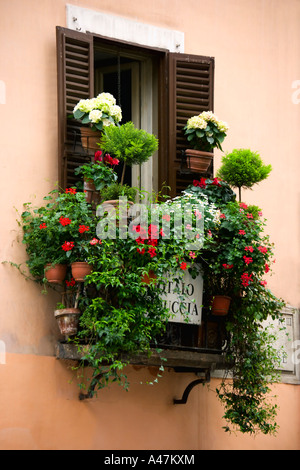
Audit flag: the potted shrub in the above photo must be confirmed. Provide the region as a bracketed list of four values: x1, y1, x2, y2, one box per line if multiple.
[72, 92, 122, 150]
[20, 188, 96, 283]
[216, 148, 272, 201]
[183, 111, 229, 173]
[74, 150, 119, 204]
[100, 121, 159, 186]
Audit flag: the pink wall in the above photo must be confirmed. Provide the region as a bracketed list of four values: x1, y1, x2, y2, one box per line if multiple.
[0, 0, 299, 450]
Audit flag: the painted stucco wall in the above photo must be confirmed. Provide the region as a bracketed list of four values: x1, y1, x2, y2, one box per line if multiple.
[0, 0, 299, 450]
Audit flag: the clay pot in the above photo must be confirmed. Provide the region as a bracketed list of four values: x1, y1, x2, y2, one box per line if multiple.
[80, 127, 102, 150]
[141, 270, 157, 285]
[54, 308, 81, 336]
[211, 295, 231, 316]
[102, 200, 134, 227]
[71, 262, 92, 282]
[185, 149, 213, 172]
[44, 263, 67, 284]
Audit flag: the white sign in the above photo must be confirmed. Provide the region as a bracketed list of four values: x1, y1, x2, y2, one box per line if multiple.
[160, 266, 203, 325]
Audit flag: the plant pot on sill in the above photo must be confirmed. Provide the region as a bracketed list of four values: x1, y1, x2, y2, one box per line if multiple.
[102, 200, 134, 226]
[83, 178, 100, 205]
[80, 127, 103, 151]
[54, 308, 81, 336]
[211, 295, 231, 316]
[44, 263, 67, 284]
[185, 149, 213, 173]
[71, 262, 93, 282]
[141, 270, 157, 285]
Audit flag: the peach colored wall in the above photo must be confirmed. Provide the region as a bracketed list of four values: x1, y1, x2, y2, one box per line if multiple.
[0, 0, 299, 450]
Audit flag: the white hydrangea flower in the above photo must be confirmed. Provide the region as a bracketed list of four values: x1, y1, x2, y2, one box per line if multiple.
[89, 110, 103, 123]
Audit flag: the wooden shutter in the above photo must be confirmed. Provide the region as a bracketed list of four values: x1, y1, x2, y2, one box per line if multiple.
[167, 53, 214, 196]
[56, 27, 94, 188]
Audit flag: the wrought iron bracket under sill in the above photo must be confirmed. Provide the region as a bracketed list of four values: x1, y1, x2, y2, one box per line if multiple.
[55, 342, 228, 401]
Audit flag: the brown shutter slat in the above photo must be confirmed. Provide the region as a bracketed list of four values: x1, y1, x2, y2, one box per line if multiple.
[167, 53, 214, 196]
[56, 26, 94, 188]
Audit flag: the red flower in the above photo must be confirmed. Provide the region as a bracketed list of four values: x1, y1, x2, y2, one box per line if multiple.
[90, 238, 100, 245]
[239, 203, 248, 210]
[148, 224, 158, 237]
[94, 150, 103, 162]
[220, 213, 226, 219]
[239, 230, 246, 235]
[66, 278, 76, 287]
[212, 177, 221, 186]
[260, 280, 267, 286]
[162, 214, 170, 221]
[243, 255, 253, 265]
[133, 225, 147, 239]
[180, 262, 187, 270]
[258, 246, 268, 254]
[244, 246, 254, 253]
[137, 247, 146, 255]
[265, 263, 270, 273]
[193, 178, 206, 188]
[148, 247, 157, 258]
[246, 213, 253, 219]
[66, 188, 76, 194]
[147, 239, 158, 247]
[103, 154, 119, 166]
[39, 222, 47, 229]
[223, 263, 233, 269]
[62, 241, 74, 251]
[136, 237, 145, 245]
[79, 225, 90, 233]
[241, 272, 253, 287]
[59, 216, 71, 226]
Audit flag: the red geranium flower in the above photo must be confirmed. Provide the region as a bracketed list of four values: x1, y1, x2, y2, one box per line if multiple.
[59, 216, 71, 226]
[39, 222, 47, 229]
[65, 188, 76, 194]
[62, 241, 74, 251]
[148, 247, 157, 258]
[243, 255, 253, 265]
[94, 150, 103, 162]
[180, 262, 187, 270]
[79, 225, 90, 233]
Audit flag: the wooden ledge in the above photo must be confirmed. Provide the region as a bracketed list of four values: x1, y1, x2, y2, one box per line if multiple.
[55, 342, 229, 372]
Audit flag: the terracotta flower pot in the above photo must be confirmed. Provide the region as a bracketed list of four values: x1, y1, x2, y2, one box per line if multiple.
[83, 178, 100, 205]
[211, 295, 231, 316]
[44, 263, 67, 284]
[141, 270, 157, 285]
[102, 200, 134, 227]
[80, 127, 102, 150]
[71, 262, 92, 282]
[54, 308, 81, 336]
[185, 149, 213, 173]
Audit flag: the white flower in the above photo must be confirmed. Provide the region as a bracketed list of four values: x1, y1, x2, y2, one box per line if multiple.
[89, 110, 103, 123]
[102, 118, 114, 127]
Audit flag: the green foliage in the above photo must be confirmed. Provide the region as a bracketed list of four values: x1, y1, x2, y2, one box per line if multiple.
[186, 177, 236, 206]
[101, 121, 159, 167]
[217, 149, 272, 201]
[74, 162, 117, 191]
[100, 183, 138, 203]
[20, 188, 96, 280]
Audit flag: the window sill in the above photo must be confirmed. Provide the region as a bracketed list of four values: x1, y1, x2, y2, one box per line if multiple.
[55, 341, 229, 373]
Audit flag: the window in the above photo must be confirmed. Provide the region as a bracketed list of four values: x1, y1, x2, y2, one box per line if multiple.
[56, 26, 215, 198]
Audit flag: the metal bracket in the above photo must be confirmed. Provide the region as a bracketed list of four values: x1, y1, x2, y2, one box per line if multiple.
[173, 369, 211, 405]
